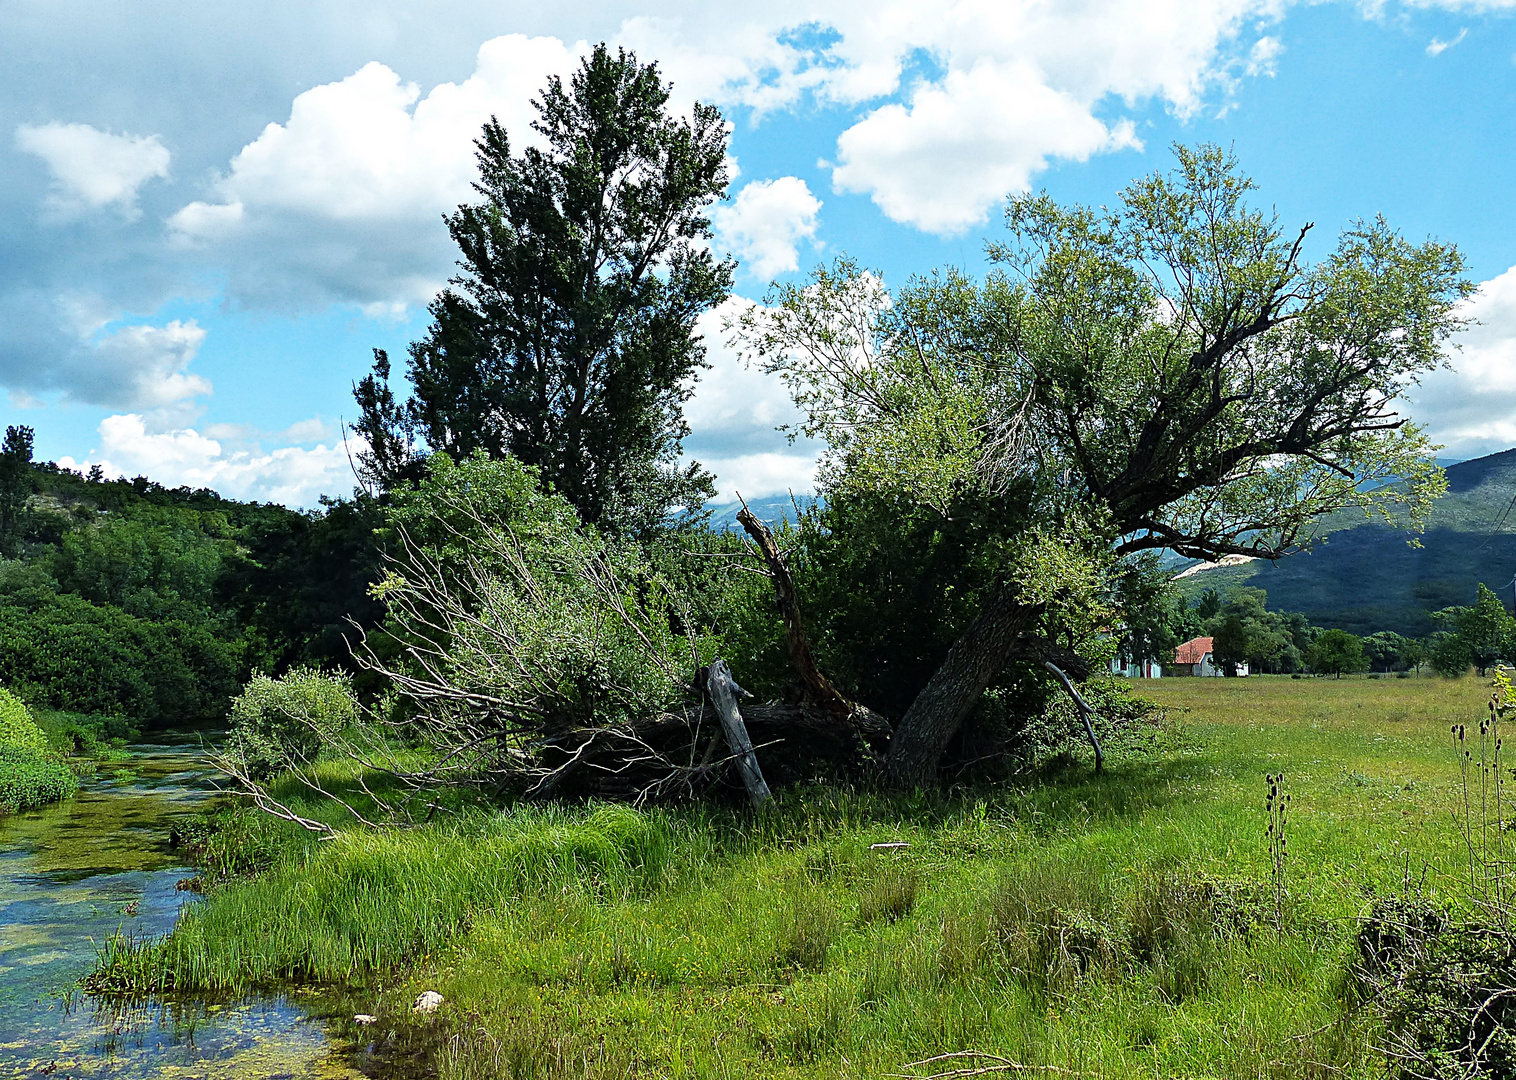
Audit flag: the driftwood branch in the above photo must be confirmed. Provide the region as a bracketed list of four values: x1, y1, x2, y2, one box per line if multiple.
[1040, 659, 1102, 772]
[706, 658, 771, 807]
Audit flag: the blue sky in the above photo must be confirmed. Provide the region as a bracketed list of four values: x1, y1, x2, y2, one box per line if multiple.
[3, 0, 1516, 506]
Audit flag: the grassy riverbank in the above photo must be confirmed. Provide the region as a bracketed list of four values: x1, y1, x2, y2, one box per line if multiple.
[93, 676, 1495, 1078]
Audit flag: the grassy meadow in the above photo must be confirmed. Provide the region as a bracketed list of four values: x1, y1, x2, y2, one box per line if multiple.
[92, 674, 1501, 1079]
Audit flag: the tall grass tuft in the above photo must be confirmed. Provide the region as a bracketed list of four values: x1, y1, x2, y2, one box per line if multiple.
[88, 802, 683, 993]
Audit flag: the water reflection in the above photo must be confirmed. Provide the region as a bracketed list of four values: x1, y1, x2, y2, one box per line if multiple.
[0, 733, 355, 1079]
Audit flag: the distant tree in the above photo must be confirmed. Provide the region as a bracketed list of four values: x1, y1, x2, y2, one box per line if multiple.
[1307, 629, 1368, 679]
[1170, 594, 1206, 644]
[0, 426, 34, 557]
[1403, 637, 1430, 677]
[219, 495, 387, 680]
[1211, 613, 1252, 676]
[1114, 555, 1180, 671]
[355, 44, 735, 536]
[1196, 587, 1223, 622]
[1431, 584, 1515, 677]
[1204, 587, 1309, 674]
[1363, 630, 1413, 672]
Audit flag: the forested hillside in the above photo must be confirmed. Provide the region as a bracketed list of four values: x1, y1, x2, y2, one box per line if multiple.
[1174, 448, 1516, 636]
[0, 454, 384, 727]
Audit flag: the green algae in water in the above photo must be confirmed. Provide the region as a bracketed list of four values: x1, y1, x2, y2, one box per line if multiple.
[0, 734, 359, 1079]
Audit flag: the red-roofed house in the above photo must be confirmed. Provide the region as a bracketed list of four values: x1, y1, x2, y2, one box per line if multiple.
[1171, 636, 1245, 677]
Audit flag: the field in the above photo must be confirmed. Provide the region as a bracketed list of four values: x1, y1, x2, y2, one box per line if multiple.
[97, 675, 1500, 1079]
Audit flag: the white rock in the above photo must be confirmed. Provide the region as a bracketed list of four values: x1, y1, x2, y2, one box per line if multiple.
[412, 991, 444, 1014]
[353, 1014, 377, 1025]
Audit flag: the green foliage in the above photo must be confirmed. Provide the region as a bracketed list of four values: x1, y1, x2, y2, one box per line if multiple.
[0, 684, 48, 753]
[371, 454, 712, 778]
[226, 667, 359, 780]
[1306, 629, 1368, 678]
[218, 494, 386, 679]
[1205, 587, 1314, 675]
[1431, 583, 1516, 677]
[1363, 631, 1415, 673]
[1354, 892, 1516, 1078]
[357, 45, 734, 534]
[793, 487, 1028, 718]
[34, 709, 139, 758]
[739, 144, 1468, 778]
[0, 683, 77, 813]
[0, 571, 239, 723]
[0, 743, 76, 812]
[48, 503, 237, 624]
[0, 425, 34, 557]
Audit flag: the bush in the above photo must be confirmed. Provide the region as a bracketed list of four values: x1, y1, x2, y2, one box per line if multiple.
[0, 742, 78, 812]
[1353, 893, 1516, 1078]
[35, 709, 139, 757]
[0, 686, 78, 812]
[227, 667, 359, 779]
[0, 685, 47, 753]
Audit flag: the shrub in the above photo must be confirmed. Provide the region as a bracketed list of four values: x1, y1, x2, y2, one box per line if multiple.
[0, 590, 239, 725]
[227, 667, 359, 779]
[0, 742, 78, 812]
[0, 687, 78, 812]
[0, 685, 47, 753]
[1353, 893, 1516, 1078]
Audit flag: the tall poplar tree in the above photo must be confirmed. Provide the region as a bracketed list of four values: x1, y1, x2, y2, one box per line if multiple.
[355, 44, 734, 534]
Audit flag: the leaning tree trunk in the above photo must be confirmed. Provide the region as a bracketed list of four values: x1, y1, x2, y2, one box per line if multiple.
[882, 585, 1042, 788]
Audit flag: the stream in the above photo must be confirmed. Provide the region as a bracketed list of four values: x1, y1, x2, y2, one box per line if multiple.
[0, 731, 361, 1079]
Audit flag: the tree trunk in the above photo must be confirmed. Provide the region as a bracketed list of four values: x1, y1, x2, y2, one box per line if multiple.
[883, 585, 1042, 787]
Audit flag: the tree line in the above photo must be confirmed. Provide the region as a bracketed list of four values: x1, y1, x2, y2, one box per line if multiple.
[1120, 582, 1515, 679]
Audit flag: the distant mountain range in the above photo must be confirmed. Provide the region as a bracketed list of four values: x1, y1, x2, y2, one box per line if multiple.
[1173, 448, 1516, 637]
[705, 494, 816, 532]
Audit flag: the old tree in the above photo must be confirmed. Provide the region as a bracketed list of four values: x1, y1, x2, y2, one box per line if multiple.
[738, 145, 1468, 786]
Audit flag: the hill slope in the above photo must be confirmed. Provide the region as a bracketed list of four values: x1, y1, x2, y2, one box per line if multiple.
[1176, 449, 1516, 636]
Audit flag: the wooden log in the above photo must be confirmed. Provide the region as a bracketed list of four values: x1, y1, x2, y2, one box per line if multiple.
[706, 658, 772, 807]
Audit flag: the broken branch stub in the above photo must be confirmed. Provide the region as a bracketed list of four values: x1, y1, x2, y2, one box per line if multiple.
[706, 658, 772, 807]
[1040, 659, 1103, 772]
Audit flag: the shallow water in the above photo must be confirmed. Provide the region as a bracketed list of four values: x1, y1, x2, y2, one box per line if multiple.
[0, 733, 359, 1079]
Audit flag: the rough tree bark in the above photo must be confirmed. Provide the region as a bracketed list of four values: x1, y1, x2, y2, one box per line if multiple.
[705, 658, 771, 806]
[881, 586, 1098, 788]
[882, 584, 1041, 787]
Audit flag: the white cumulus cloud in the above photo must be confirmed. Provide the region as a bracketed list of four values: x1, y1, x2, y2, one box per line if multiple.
[15, 122, 170, 218]
[630, 0, 1283, 234]
[169, 34, 580, 311]
[1404, 263, 1516, 458]
[702, 452, 820, 504]
[833, 61, 1141, 234]
[683, 298, 820, 499]
[61, 413, 358, 507]
[714, 177, 822, 280]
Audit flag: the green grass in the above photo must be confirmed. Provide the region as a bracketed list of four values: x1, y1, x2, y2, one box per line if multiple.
[94, 674, 1499, 1078]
